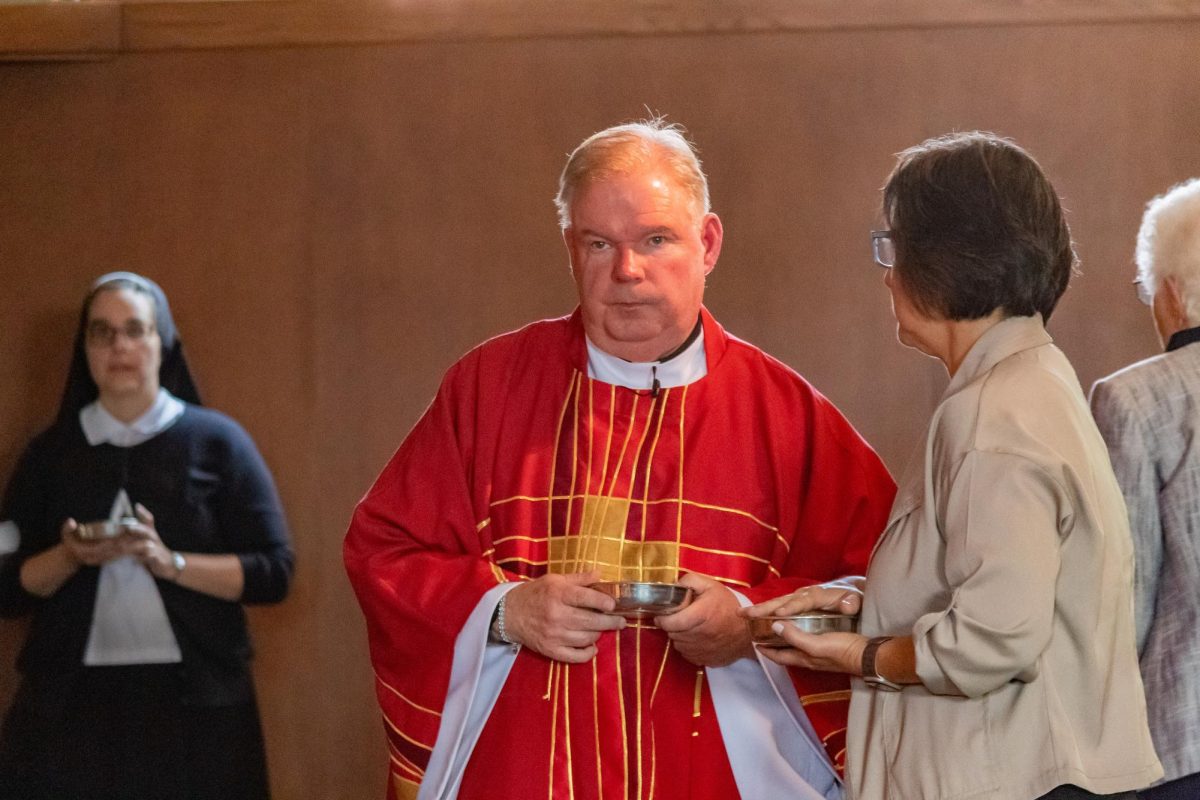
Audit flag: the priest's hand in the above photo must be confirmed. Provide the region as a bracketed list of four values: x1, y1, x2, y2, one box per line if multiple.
[503, 571, 626, 664]
[655, 573, 753, 667]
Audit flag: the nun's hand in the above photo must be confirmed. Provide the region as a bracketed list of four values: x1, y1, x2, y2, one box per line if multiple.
[59, 518, 126, 566]
[121, 503, 180, 580]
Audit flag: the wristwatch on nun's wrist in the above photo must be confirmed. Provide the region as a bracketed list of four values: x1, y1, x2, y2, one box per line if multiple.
[862, 636, 902, 692]
[170, 551, 187, 581]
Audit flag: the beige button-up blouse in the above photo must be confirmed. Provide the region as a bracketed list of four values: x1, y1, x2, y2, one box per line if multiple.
[845, 315, 1161, 800]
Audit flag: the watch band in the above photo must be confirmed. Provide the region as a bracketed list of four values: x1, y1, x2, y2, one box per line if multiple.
[862, 635, 902, 692]
[170, 551, 187, 581]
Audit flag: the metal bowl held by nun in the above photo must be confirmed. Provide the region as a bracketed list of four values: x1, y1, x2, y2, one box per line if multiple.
[748, 613, 859, 647]
[591, 581, 693, 618]
[74, 516, 140, 541]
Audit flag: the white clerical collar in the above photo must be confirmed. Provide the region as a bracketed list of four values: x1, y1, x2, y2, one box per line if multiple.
[586, 329, 707, 391]
[80, 388, 185, 447]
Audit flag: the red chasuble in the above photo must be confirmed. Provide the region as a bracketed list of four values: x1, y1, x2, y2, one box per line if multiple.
[344, 308, 895, 800]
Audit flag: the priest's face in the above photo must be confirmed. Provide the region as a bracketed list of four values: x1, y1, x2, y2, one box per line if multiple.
[85, 287, 162, 404]
[564, 164, 723, 362]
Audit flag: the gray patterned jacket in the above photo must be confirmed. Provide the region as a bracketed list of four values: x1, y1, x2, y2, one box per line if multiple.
[1091, 342, 1200, 785]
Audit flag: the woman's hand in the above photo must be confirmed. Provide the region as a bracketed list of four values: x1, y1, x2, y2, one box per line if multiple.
[121, 504, 182, 581]
[757, 629, 868, 676]
[741, 583, 863, 620]
[740, 579, 870, 677]
[121, 503, 245, 600]
[19, 517, 127, 597]
[59, 518, 127, 567]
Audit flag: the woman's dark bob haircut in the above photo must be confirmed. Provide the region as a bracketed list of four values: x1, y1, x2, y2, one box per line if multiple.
[883, 131, 1077, 322]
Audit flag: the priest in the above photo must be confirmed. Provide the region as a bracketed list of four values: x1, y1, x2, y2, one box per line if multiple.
[344, 118, 896, 800]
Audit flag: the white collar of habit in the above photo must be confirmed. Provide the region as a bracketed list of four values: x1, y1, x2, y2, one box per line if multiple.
[80, 388, 185, 447]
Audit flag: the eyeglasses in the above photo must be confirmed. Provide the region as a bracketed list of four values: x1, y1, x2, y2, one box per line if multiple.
[871, 230, 896, 269]
[86, 320, 156, 347]
[1133, 278, 1153, 306]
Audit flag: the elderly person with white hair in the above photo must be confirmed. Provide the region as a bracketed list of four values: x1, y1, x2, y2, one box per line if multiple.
[1090, 177, 1200, 800]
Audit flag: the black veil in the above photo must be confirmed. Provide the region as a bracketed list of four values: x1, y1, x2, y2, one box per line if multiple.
[56, 271, 202, 424]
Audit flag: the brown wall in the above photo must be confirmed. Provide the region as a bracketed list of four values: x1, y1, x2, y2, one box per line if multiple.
[2, 13, 1199, 799]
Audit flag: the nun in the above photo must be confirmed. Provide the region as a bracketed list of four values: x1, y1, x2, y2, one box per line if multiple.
[0, 272, 293, 800]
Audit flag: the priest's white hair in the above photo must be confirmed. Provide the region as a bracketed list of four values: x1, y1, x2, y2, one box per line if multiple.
[554, 116, 709, 229]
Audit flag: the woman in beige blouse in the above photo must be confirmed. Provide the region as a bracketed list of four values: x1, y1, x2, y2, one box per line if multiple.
[744, 132, 1161, 800]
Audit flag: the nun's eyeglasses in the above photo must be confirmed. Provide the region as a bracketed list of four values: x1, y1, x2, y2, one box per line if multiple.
[86, 320, 155, 347]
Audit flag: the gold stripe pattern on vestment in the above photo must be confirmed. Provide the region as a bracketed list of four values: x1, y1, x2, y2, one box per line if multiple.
[802, 690, 851, 707]
[392, 772, 420, 800]
[382, 712, 434, 752]
[375, 672, 442, 718]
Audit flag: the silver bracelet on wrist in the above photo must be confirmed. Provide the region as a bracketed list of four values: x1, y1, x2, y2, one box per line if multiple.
[493, 593, 517, 649]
